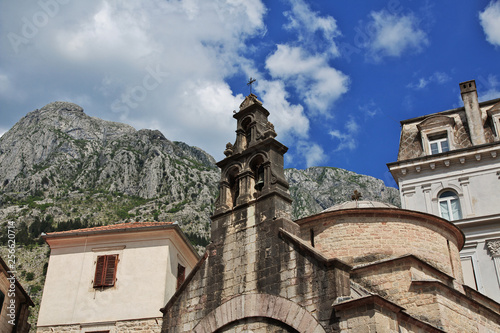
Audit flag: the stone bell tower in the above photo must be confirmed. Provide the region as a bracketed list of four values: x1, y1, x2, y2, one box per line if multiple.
[162, 94, 348, 333]
[211, 93, 292, 240]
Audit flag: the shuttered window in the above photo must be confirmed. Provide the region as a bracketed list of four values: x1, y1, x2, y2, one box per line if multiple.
[176, 264, 185, 290]
[93, 254, 118, 288]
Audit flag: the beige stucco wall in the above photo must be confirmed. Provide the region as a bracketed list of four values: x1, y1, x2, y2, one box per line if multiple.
[37, 229, 197, 327]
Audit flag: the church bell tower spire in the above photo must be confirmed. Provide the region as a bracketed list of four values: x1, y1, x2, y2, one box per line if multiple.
[212, 93, 292, 237]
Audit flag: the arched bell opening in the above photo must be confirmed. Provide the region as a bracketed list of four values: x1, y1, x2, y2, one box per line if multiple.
[250, 155, 266, 198]
[241, 117, 252, 150]
[227, 167, 240, 209]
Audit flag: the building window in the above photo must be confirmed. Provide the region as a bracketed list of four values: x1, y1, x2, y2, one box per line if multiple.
[176, 264, 186, 290]
[93, 255, 118, 288]
[438, 191, 462, 221]
[461, 257, 478, 290]
[428, 133, 449, 154]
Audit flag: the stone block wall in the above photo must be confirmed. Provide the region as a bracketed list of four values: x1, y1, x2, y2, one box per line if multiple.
[162, 198, 351, 332]
[37, 318, 162, 333]
[299, 210, 464, 285]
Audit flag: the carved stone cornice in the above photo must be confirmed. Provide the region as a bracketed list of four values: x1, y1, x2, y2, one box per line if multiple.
[486, 239, 500, 257]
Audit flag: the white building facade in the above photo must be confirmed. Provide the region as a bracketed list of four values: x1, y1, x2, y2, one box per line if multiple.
[37, 222, 199, 333]
[388, 80, 500, 302]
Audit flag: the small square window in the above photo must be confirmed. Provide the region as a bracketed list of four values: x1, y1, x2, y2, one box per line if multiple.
[428, 133, 449, 155]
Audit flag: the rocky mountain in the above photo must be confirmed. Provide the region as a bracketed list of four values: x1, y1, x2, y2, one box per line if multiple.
[0, 102, 400, 245]
[286, 167, 400, 219]
[0, 102, 219, 245]
[0, 101, 400, 331]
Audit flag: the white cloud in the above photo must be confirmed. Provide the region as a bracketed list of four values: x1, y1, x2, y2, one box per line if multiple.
[477, 75, 500, 102]
[480, 1, 500, 47]
[407, 71, 451, 89]
[296, 141, 326, 167]
[365, 10, 428, 61]
[283, 0, 340, 56]
[329, 117, 360, 151]
[257, 80, 309, 141]
[265, 45, 349, 114]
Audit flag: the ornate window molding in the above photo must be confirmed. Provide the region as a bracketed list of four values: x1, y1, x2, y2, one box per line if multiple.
[487, 102, 500, 139]
[417, 115, 456, 155]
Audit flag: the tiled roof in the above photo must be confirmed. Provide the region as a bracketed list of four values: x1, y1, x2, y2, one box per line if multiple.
[44, 221, 175, 237]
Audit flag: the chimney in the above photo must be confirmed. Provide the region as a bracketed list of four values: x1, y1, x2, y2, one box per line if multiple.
[460, 80, 486, 145]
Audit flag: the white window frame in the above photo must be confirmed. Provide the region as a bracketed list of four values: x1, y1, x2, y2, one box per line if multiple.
[428, 135, 450, 154]
[438, 191, 462, 221]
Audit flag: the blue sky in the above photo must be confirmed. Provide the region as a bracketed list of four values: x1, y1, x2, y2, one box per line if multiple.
[1, 0, 500, 187]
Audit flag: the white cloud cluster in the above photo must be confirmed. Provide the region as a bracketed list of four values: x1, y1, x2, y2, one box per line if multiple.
[257, 80, 309, 141]
[257, 0, 349, 166]
[0, 0, 352, 168]
[296, 141, 326, 168]
[265, 45, 349, 114]
[479, 1, 500, 47]
[407, 71, 451, 90]
[365, 10, 428, 61]
[283, 0, 340, 56]
[0, 0, 268, 160]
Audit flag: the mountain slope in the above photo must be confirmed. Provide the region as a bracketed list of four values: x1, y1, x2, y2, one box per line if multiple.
[286, 167, 400, 219]
[0, 102, 219, 243]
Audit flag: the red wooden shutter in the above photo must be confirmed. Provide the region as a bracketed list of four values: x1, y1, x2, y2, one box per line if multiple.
[94, 255, 118, 288]
[104, 255, 118, 287]
[176, 264, 185, 290]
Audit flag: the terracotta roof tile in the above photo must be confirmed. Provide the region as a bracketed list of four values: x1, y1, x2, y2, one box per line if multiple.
[45, 221, 175, 237]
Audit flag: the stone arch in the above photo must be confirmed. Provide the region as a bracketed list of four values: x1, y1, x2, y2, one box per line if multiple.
[432, 183, 463, 199]
[248, 153, 268, 194]
[222, 162, 243, 181]
[241, 116, 254, 149]
[192, 294, 326, 333]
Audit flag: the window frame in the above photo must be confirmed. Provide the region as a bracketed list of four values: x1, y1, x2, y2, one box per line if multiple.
[417, 115, 455, 156]
[93, 254, 119, 288]
[438, 191, 462, 221]
[428, 134, 450, 155]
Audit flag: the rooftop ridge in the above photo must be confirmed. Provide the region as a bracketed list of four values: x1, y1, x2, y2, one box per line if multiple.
[44, 221, 175, 237]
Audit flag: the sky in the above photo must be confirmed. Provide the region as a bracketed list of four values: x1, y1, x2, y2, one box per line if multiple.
[1, 0, 500, 188]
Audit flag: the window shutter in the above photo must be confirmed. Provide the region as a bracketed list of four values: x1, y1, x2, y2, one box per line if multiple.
[94, 254, 118, 288]
[177, 264, 185, 290]
[104, 255, 118, 287]
[94, 256, 106, 287]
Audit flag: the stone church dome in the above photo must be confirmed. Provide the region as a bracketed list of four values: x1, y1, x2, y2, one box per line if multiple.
[321, 200, 398, 212]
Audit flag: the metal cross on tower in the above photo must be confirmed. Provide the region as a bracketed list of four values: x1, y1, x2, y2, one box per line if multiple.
[247, 77, 256, 94]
